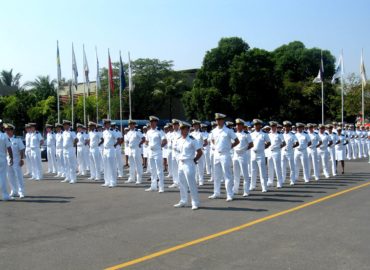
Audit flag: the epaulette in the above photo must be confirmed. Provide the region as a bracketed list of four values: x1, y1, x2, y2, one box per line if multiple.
[262, 130, 267, 134]
[189, 135, 195, 140]
[52, 131, 55, 134]
[325, 132, 329, 135]
[245, 131, 250, 134]
[303, 131, 308, 134]
[314, 131, 318, 134]
[36, 131, 39, 134]
[333, 132, 337, 135]
[110, 128, 113, 131]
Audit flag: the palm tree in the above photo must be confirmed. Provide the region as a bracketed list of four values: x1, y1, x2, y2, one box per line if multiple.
[0, 69, 22, 87]
[153, 77, 184, 119]
[25, 75, 57, 100]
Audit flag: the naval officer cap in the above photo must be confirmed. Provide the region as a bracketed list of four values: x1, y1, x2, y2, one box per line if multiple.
[76, 123, 84, 128]
[62, 120, 71, 125]
[269, 121, 278, 126]
[252, 119, 263, 125]
[326, 124, 333, 129]
[296, 122, 305, 128]
[201, 123, 208, 128]
[45, 124, 53, 128]
[226, 121, 234, 127]
[25, 123, 30, 128]
[215, 113, 226, 120]
[235, 118, 245, 125]
[88, 121, 97, 126]
[318, 124, 325, 129]
[4, 123, 15, 130]
[192, 119, 201, 125]
[262, 125, 270, 130]
[180, 121, 191, 129]
[171, 119, 180, 125]
[332, 121, 338, 125]
[124, 127, 129, 131]
[211, 121, 217, 126]
[55, 123, 63, 128]
[128, 119, 136, 125]
[102, 119, 111, 124]
[306, 123, 314, 128]
[28, 122, 37, 127]
[149, 115, 159, 122]
[337, 127, 342, 131]
[282, 121, 292, 126]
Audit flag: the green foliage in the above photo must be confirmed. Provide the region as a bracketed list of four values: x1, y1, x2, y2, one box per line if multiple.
[0, 69, 22, 87]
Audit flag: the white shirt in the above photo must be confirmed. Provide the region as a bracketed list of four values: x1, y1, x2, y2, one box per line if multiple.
[295, 131, 310, 151]
[211, 125, 237, 154]
[202, 131, 210, 151]
[176, 135, 201, 161]
[268, 131, 284, 152]
[114, 129, 123, 148]
[63, 129, 76, 149]
[89, 130, 102, 148]
[0, 132, 11, 160]
[328, 132, 338, 148]
[46, 132, 56, 148]
[29, 131, 43, 148]
[233, 131, 252, 156]
[55, 132, 64, 149]
[146, 128, 166, 158]
[126, 129, 144, 149]
[25, 132, 31, 148]
[250, 130, 270, 154]
[190, 130, 205, 149]
[282, 132, 298, 153]
[308, 131, 320, 150]
[318, 132, 331, 150]
[335, 134, 347, 152]
[171, 130, 181, 157]
[76, 132, 87, 147]
[7, 135, 25, 161]
[103, 128, 119, 148]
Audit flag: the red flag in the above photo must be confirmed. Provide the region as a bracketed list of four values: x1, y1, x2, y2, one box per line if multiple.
[108, 51, 114, 93]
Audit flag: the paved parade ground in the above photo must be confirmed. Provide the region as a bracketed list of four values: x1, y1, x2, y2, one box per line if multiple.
[1, 159, 370, 270]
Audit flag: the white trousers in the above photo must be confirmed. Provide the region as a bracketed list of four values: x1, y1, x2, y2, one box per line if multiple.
[250, 153, 268, 192]
[195, 155, 205, 185]
[7, 161, 24, 195]
[362, 141, 368, 158]
[77, 146, 88, 175]
[56, 148, 65, 176]
[267, 151, 283, 187]
[171, 154, 179, 185]
[178, 159, 199, 207]
[328, 147, 336, 176]
[233, 153, 250, 194]
[47, 146, 57, 173]
[116, 147, 124, 177]
[294, 149, 310, 182]
[25, 148, 32, 175]
[0, 159, 9, 199]
[89, 147, 102, 180]
[356, 141, 363, 158]
[281, 151, 296, 184]
[128, 147, 143, 183]
[346, 143, 352, 160]
[103, 148, 117, 186]
[213, 153, 234, 198]
[317, 149, 330, 178]
[63, 147, 77, 182]
[30, 148, 43, 180]
[307, 148, 319, 180]
[204, 148, 211, 174]
[149, 154, 164, 191]
[167, 150, 173, 177]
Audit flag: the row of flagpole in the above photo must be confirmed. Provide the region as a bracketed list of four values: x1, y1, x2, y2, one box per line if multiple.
[56, 41, 133, 127]
[313, 49, 367, 124]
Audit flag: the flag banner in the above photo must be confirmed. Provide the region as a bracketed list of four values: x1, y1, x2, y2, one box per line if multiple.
[128, 52, 133, 92]
[72, 43, 78, 87]
[96, 52, 101, 90]
[119, 53, 126, 90]
[313, 53, 324, 83]
[361, 51, 367, 87]
[108, 51, 114, 93]
[57, 41, 62, 84]
[83, 45, 89, 84]
[331, 54, 343, 84]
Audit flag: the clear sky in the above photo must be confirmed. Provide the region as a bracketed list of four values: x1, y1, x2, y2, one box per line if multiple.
[1, 0, 369, 84]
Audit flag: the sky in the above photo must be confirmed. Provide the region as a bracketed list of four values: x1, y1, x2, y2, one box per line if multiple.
[1, 0, 370, 85]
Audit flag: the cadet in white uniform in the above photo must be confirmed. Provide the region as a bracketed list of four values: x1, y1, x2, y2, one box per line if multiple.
[317, 124, 332, 178]
[76, 124, 88, 176]
[169, 119, 181, 188]
[201, 124, 211, 175]
[173, 121, 202, 210]
[24, 124, 32, 177]
[45, 124, 57, 174]
[54, 123, 65, 177]
[125, 119, 145, 184]
[281, 121, 298, 185]
[112, 123, 124, 178]
[344, 124, 353, 160]
[87, 122, 103, 181]
[250, 119, 270, 192]
[4, 124, 25, 198]
[0, 125, 13, 201]
[267, 121, 285, 188]
[191, 120, 207, 186]
[335, 127, 347, 174]
[233, 118, 253, 196]
[360, 126, 368, 158]
[327, 124, 339, 176]
[61, 120, 77, 184]
[209, 113, 239, 201]
[208, 121, 217, 182]
[28, 123, 44, 180]
[102, 119, 120, 188]
[165, 124, 173, 178]
[307, 123, 321, 181]
[355, 126, 362, 158]
[145, 116, 167, 192]
[294, 123, 311, 183]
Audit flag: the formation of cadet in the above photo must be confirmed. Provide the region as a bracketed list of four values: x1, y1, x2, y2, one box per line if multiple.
[0, 115, 369, 210]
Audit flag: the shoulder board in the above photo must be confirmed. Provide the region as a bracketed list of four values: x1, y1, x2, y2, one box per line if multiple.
[245, 131, 250, 134]
[333, 132, 337, 135]
[110, 128, 113, 131]
[52, 131, 55, 134]
[324, 132, 329, 135]
[314, 131, 318, 134]
[36, 131, 39, 134]
[262, 130, 267, 134]
[189, 135, 195, 140]
[303, 131, 308, 134]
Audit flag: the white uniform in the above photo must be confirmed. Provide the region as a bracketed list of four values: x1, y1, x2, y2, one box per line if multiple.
[250, 130, 270, 192]
[267, 131, 284, 188]
[29, 131, 43, 180]
[335, 134, 347, 161]
[170, 129, 181, 186]
[62, 129, 77, 183]
[0, 132, 11, 200]
[208, 131, 216, 182]
[355, 129, 362, 158]
[176, 135, 201, 208]
[294, 131, 310, 182]
[317, 132, 331, 178]
[328, 132, 338, 176]
[233, 131, 252, 195]
[126, 128, 144, 184]
[24, 132, 32, 176]
[46, 131, 57, 173]
[281, 132, 298, 184]
[146, 128, 166, 191]
[55, 131, 65, 177]
[190, 129, 206, 185]
[361, 129, 368, 158]
[7, 135, 25, 197]
[165, 131, 173, 178]
[115, 129, 124, 178]
[202, 131, 211, 175]
[102, 128, 119, 187]
[345, 129, 353, 160]
[76, 131, 88, 175]
[89, 130, 103, 181]
[307, 131, 320, 180]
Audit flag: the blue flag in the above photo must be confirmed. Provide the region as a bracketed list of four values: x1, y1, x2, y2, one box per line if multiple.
[119, 53, 126, 90]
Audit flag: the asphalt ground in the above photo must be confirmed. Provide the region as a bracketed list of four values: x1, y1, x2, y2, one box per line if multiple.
[1, 159, 370, 270]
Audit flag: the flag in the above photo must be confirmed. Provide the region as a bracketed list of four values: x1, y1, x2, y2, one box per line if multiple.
[83, 45, 89, 84]
[313, 52, 324, 83]
[331, 53, 343, 84]
[128, 52, 133, 92]
[108, 50, 114, 93]
[72, 43, 78, 87]
[57, 41, 62, 84]
[119, 52, 126, 90]
[361, 51, 367, 87]
[96, 49, 101, 90]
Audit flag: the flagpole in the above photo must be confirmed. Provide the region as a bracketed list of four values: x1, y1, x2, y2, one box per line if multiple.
[362, 49, 365, 125]
[95, 46, 99, 123]
[128, 52, 132, 120]
[321, 80, 324, 124]
[83, 76, 87, 126]
[341, 49, 344, 125]
[119, 51, 123, 134]
[108, 49, 111, 119]
[57, 40, 61, 124]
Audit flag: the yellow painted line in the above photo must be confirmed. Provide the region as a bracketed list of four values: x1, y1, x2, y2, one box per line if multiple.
[105, 181, 370, 270]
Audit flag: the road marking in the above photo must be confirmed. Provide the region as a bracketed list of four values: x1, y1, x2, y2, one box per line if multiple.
[105, 181, 370, 270]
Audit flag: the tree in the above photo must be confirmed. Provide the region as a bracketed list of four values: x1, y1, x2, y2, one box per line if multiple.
[0, 69, 22, 87]
[27, 96, 56, 126]
[25, 75, 57, 100]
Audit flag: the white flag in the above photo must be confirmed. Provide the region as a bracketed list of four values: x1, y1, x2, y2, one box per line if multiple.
[331, 53, 343, 84]
[128, 52, 133, 92]
[72, 43, 78, 87]
[83, 45, 89, 84]
[361, 51, 367, 87]
[313, 52, 324, 83]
